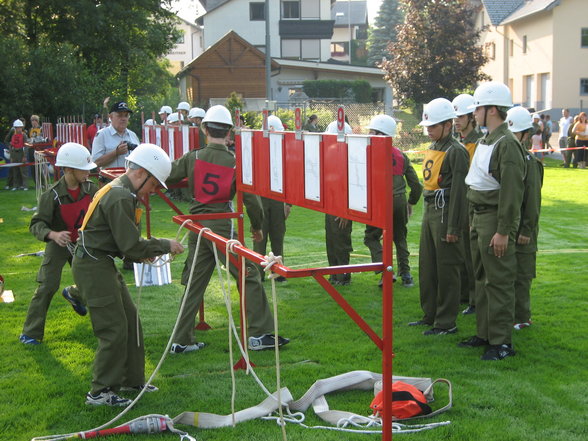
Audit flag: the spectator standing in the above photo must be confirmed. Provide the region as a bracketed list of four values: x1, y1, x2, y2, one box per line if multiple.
[558, 109, 573, 167]
[92, 101, 140, 169]
[571, 112, 588, 169]
[86, 114, 103, 148]
[8, 119, 27, 191]
[19, 143, 98, 345]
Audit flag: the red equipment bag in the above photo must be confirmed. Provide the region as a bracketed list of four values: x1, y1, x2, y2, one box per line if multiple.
[370, 381, 432, 420]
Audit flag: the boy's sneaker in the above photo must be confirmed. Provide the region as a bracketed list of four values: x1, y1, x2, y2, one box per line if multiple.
[85, 390, 131, 407]
[513, 320, 532, 330]
[462, 305, 476, 315]
[481, 344, 515, 361]
[408, 319, 430, 327]
[248, 334, 290, 351]
[120, 384, 159, 393]
[457, 335, 489, 348]
[11, 187, 17, 191]
[170, 342, 205, 354]
[423, 326, 457, 336]
[19, 334, 41, 345]
[62, 286, 87, 316]
[400, 273, 414, 287]
[275, 276, 287, 283]
[22, 186, 28, 191]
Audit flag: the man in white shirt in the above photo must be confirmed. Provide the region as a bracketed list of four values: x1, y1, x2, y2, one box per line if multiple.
[92, 101, 140, 169]
[558, 108, 573, 167]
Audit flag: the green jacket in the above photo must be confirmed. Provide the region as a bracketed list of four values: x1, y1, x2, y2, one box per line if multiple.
[423, 134, 470, 236]
[30, 177, 98, 242]
[78, 174, 171, 260]
[467, 122, 526, 236]
[395, 151, 422, 205]
[167, 142, 264, 230]
[517, 155, 543, 252]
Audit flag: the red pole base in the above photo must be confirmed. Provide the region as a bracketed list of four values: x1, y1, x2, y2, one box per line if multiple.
[195, 321, 211, 330]
[233, 357, 255, 371]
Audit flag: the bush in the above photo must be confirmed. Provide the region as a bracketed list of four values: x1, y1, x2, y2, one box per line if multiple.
[303, 80, 373, 103]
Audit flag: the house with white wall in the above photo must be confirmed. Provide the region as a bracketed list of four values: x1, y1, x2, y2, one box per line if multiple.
[166, 16, 204, 74]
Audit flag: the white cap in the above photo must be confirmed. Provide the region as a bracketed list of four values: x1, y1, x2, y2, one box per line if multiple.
[470, 81, 513, 109]
[13, 119, 24, 128]
[144, 119, 155, 126]
[189, 107, 206, 119]
[420, 98, 457, 126]
[167, 112, 181, 124]
[367, 115, 397, 136]
[177, 101, 190, 111]
[506, 107, 533, 133]
[202, 105, 234, 128]
[55, 142, 96, 170]
[267, 115, 284, 131]
[452, 94, 475, 116]
[126, 143, 172, 188]
[159, 105, 172, 115]
[325, 120, 352, 134]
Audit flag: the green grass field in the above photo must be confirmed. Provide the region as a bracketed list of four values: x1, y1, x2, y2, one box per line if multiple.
[0, 157, 587, 441]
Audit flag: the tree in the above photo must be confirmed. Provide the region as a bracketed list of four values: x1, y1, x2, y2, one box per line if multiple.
[381, 0, 489, 112]
[367, 0, 403, 66]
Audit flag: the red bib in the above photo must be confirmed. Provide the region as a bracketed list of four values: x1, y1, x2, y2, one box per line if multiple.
[194, 159, 234, 204]
[392, 147, 404, 176]
[60, 194, 92, 242]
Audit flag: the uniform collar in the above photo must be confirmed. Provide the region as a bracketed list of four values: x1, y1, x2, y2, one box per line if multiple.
[481, 122, 509, 145]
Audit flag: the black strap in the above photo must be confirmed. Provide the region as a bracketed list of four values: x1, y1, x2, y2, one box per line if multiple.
[392, 391, 432, 415]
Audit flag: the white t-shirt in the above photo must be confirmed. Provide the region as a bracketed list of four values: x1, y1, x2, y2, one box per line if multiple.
[559, 116, 573, 139]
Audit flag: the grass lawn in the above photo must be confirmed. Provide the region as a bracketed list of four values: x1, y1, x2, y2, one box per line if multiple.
[0, 157, 587, 441]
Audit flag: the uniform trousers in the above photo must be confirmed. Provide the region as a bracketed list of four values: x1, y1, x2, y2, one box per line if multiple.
[418, 201, 463, 329]
[514, 250, 536, 323]
[254, 197, 286, 279]
[22, 240, 83, 340]
[363, 194, 411, 275]
[175, 219, 274, 345]
[325, 214, 353, 283]
[73, 252, 145, 394]
[470, 208, 517, 345]
[8, 148, 24, 188]
[459, 221, 477, 305]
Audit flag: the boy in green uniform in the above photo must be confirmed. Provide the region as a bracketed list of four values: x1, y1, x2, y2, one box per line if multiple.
[505, 107, 543, 330]
[452, 94, 484, 315]
[410, 99, 469, 336]
[73, 144, 185, 406]
[363, 115, 422, 288]
[460, 82, 526, 361]
[166, 105, 289, 353]
[19, 143, 98, 345]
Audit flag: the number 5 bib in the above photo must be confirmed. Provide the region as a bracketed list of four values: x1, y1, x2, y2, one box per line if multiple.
[194, 159, 234, 203]
[422, 149, 446, 191]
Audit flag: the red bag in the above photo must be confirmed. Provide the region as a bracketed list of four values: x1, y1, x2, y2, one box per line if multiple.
[370, 381, 432, 420]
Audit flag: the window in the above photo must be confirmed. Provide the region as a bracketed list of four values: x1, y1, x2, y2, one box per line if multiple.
[523, 35, 527, 54]
[581, 79, 588, 96]
[250, 2, 264, 21]
[282, 1, 300, 19]
[282, 39, 301, 58]
[582, 28, 588, 47]
[301, 39, 320, 60]
[331, 42, 348, 57]
[509, 39, 514, 56]
[300, 0, 319, 19]
[176, 32, 185, 44]
[484, 42, 496, 60]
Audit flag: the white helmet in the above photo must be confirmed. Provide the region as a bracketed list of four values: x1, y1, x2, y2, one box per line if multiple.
[506, 107, 533, 133]
[452, 94, 475, 116]
[177, 101, 190, 112]
[532, 113, 540, 120]
[13, 119, 24, 128]
[126, 143, 172, 188]
[167, 112, 181, 124]
[470, 81, 513, 109]
[202, 105, 234, 128]
[420, 98, 457, 126]
[159, 105, 172, 115]
[55, 142, 96, 170]
[188, 107, 206, 119]
[325, 120, 352, 134]
[267, 115, 284, 131]
[367, 115, 397, 136]
[144, 119, 155, 126]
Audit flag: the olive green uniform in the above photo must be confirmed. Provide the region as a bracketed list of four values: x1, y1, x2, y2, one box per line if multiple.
[72, 174, 171, 394]
[459, 128, 484, 305]
[253, 197, 288, 279]
[466, 123, 526, 346]
[22, 178, 97, 341]
[325, 215, 353, 284]
[363, 151, 422, 277]
[515, 155, 543, 323]
[418, 135, 469, 329]
[167, 143, 274, 345]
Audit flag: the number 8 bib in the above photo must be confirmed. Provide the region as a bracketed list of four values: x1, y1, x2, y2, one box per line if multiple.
[422, 149, 446, 191]
[194, 159, 235, 203]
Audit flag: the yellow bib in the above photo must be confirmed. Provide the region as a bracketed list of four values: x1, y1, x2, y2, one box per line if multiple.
[79, 184, 112, 231]
[422, 149, 446, 191]
[464, 142, 477, 164]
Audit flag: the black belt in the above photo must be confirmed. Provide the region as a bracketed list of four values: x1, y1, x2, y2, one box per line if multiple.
[472, 204, 497, 212]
